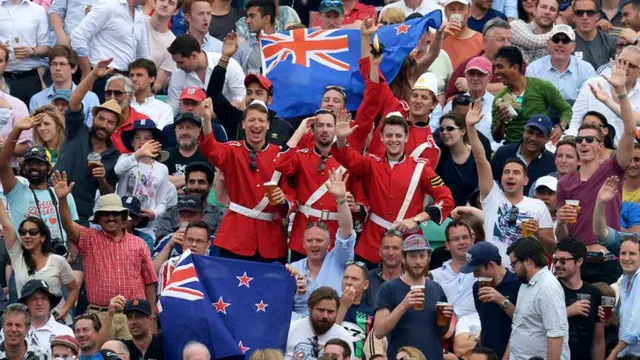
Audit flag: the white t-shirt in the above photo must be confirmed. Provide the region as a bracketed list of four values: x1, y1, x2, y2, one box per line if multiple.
[482, 181, 553, 266]
[285, 318, 354, 360]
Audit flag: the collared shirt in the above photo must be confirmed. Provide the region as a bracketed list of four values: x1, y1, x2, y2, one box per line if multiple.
[0, 341, 47, 360]
[77, 227, 158, 306]
[0, 91, 32, 168]
[363, 263, 386, 307]
[619, 267, 640, 356]
[29, 84, 100, 126]
[567, 77, 640, 145]
[0, 0, 49, 72]
[510, 20, 553, 64]
[49, 0, 98, 39]
[131, 94, 174, 129]
[431, 260, 477, 318]
[510, 267, 570, 360]
[440, 91, 499, 150]
[290, 229, 356, 316]
[70, 0, 149, 71]
[0, 316, 74, 358]
[167, 51, 245, 116]
[491, 0, 517, 19]
[525, 55, 597, 102]
[201, 33, 222, 53]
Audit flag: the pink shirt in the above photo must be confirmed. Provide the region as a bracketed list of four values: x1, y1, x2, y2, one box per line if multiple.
[0, 91, 33, 168]
[32, 0, 52, 11]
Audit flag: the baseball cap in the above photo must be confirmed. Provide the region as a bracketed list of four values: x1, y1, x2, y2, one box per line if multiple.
[550, 24, 575, 41]
[558, 0, 572, 11]
[174, 112, 203, 126]
[51, 89, 72, 103]
[412, 72, 438, 95]
[23, 145, 52, 166]
[465, 56, 492, 75]
[443, 0, 470, 6]
[50, 335, 80, 355]
[247, 99, 269, 112]
[319, 0, 344, 14]
[245, 74, 273, 93]
[460, 241, 502, 273]
[123, 298, 152, 316]
[535, 176, 558, 192]
[525, 115, 553, 137]
[177, 194, 203, 213]
[402, 234, 432, 252]
[19, 279, 62, 309]
[179, 87, 206, 102]
[98, 349, 123, 360]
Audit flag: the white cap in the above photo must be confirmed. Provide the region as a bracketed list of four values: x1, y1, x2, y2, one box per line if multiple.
[550, 24, 575, 42]
[248, 99, 269, 111]
[412, 72, 438, 95]
[442, 0, 470, 6]
[535, 176, 558, 192]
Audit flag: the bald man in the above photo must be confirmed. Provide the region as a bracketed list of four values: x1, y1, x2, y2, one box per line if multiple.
[102, 340, 131, 360]
[183, 342, 211, 360]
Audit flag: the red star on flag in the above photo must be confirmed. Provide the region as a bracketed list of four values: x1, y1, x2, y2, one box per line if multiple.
[213, 297, 231, 314]
[255, 300, 269, 312]
[237, 272, 254, 287]
[395, 23, 410, 35]
[238, 341, 250, 353]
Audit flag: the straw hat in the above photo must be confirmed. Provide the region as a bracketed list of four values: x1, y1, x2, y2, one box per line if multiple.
[91, 99, 127, 126]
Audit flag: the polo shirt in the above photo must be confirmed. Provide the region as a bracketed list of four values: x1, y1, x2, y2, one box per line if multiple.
[124, 333, 164, 360]
[490, 142, 556, 195]
[363, 263, 386, 307]
[472, 269, 521, 359]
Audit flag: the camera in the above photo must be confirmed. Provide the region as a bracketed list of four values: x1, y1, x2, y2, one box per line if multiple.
[51, 237, 68, 257]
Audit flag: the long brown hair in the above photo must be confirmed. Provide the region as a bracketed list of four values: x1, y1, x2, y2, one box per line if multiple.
[32, 105, 65, 153]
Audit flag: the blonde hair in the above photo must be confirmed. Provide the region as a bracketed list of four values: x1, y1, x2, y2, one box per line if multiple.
[397, 346, 427, 360]
[250, 349, 284, 360]
[32, 105, 65, 153]
[381, 7, 406, 24]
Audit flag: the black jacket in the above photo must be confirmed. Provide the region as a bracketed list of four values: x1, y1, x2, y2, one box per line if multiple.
[206, 63, 293, 146]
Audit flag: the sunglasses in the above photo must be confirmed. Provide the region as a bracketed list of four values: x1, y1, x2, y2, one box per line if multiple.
[73, 312, 100, 323]
[551, 36, 571, 44]
[575, 135, 601, 144]
[552, 256, 576, 265]
[317, 155, 328, 172]
[249, 150, 257, 171]
[18, 228, 40, 236]
[439, 126, 460, 133]
[309, 336, 320, 358]
[346, 260, 368, 271]
[453, 94, 473, 105]
[383, 228, 404, 238]
[508, 206, 519, 225]
[574, 9, 598, 16]
[325, 85, 347, 100]
[104, 90, 125, 97]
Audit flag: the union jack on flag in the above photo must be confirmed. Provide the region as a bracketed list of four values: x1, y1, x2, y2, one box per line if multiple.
[158, 251, 204, 314]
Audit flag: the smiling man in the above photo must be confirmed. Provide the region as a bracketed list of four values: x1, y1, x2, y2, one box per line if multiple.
[0, 304, 48, 360]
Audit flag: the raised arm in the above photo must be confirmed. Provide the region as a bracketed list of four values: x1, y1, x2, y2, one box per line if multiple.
[332, 113, 370, 177]
[0, 200, 16, 252]
[594, 176, 619, 240]
[466, 101, 494, 199]
[52, 171, 84, 245]
[603, 57, 636, 169]
[70, 58, 113, 112]
[327, 170, 354, 239]
[0, 114, 43, 194]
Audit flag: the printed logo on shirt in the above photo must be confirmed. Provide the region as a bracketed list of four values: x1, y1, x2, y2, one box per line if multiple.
[493, 203, 537, 246]
[292, 342, 316, 360]
[174, 164, 187, 176]
[343, 311, 373, 359]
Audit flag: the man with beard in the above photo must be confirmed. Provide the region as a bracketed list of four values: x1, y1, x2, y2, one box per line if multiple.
[206, 32, 293, 146]
[0, 125, 81, 245]
[467, 101, 555, 264]
[0, 304, 48, 360]
[374, 234, 454, 360]
[200, 100, 295, 263]
[285, 287, 354, 360]
[553, 238, 605, 360]
[506, 237, 570, 360]
[621, 143, 640, 232]
[276, 110, 366, 261]
[54, 59, 126, 221]
[333, 113, 454, 265]
[162, 112, 210, 190]
[490, 115, 556, 195]
[362, 231, 404, 307]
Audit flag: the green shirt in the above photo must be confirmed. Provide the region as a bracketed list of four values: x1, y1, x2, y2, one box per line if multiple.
[491, 77, 573, 143]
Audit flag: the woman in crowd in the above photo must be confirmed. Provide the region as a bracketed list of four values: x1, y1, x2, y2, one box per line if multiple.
[0, 202, 79, 324]
[518, 0, 536, 22]
[32, 105, 65, 167]
[396, 346, 427, 360]
[379, 7, 406, 25]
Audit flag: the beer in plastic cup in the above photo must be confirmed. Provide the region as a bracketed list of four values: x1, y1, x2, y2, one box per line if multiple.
[566, 200, 580, 224]
[577, 293, 591, 301]
[601, 296, 615, 320]
[264, 182, 279, 205]
[450, 14, 464, 36]
[87, 152, 102, 173]
[436, 302, 450, 327]
[521, 218, 535, 238]
[411, 285, 425, 311]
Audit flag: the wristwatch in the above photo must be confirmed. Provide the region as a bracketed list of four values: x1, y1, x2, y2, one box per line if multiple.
[501, 299, 511, 310]
[412, 216, 423, 225]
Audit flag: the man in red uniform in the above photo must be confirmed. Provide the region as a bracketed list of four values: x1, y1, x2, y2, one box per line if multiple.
[275, 109, 368, 261]
[199, 99, 293, 263]
[332, 114, 455, 264]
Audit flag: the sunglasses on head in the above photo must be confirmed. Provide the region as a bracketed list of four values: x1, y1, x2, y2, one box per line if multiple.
[552, 256, 576, 265]
[325, 85, 347, 99]
[383, 228, 403, 238]
[551, 36, 571, 44]
[576, 135, 601, 144]
[317, 155, 328, 172]
[105, 90, 125, 97]
[574, 9, 598, 16]
[346, 260, 368, 271]
[439, 126, 460, 133]
[508, 206, 519, 225]
[18, 228, 40, 236]
[249, 150, 257, 171]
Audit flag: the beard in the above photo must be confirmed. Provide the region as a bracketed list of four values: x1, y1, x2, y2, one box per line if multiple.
[516, 271, 528, 284]
[90, 124, 112, 140]
[24, 170, 47, 185]
[178, 137, 198, 150]
[310, 317, 333, 335]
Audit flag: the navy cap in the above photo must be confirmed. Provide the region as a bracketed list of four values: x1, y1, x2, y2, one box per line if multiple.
[98, 349, 123, 360]
[123, 298, 152, 316]
[19, 279, 62, 309]
[525, 115, 553, 137]
[460, 242, 502, 274]
[23, 145, 51, 165]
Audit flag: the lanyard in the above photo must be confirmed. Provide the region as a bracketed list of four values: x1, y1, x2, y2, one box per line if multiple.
[29, 186, 65, 239]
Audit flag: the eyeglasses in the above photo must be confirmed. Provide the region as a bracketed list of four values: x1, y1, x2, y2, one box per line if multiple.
[552, 256, 576, 265]
[309, 336, 320, 358]
[321, 0, 342, 6]
[105, 90, 125, 97]
[575, 135, 601, 144]
[509, 259, 521, 268]
[551, 36, 571, 44]
[183, 237, 210, 246]
[18, 228, 40, 236]
[249, 150, 257, 171]
[439, 126, 460, 133]
[574, 9, 598, 17]
[317, 155, 328, 172]
[508, 206, 519, 225]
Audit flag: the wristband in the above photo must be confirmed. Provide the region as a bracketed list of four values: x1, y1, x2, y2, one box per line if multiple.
[616, 92, 628, 99]
[336, 198, 347, 205]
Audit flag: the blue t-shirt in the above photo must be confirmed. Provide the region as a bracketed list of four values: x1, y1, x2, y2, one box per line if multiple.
[467, 9, 508, 33]
[376, 277, 448, 360]
[6, 181, 79, 242]
[343, 303, 375, 360]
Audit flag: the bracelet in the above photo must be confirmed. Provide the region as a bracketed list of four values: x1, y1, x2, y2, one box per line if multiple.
[616, 92, 628, 99]
[336, 198, 347, 205]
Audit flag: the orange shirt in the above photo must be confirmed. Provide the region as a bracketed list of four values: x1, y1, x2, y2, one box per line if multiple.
[442, 31, 484, 70]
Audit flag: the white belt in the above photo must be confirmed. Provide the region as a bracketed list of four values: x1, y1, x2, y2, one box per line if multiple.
[298, 205, 339, 221]
[369, 213, 393, 230]
[229, 202, 276, 221]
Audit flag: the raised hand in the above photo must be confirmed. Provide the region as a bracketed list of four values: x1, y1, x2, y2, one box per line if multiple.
[360, 17, 379, 36]
[589, 82, 610, 104]
[296, 116, 318, 134]
[466, 100, 483, 127]
[222, 31, 239, 58]
[108, 295, 127, 316]
[602, 55, 628, 91]
[335, 115, 358, 140]
[202, 97, 214, 121]
[15, 113, 44, 131]
[597, 176, 620, 203]
[326, 169, 349, 200]
[52, 171, 75, 199]
[92, 58, 114, 78]
[135, 140, 162, 159]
